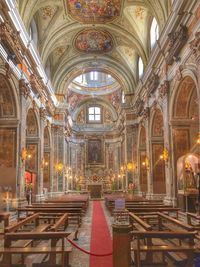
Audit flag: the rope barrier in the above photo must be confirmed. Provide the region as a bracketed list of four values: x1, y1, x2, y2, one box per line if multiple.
[66, 238, 113, 257]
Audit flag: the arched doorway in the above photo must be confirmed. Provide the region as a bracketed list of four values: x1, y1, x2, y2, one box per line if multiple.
[138, 126, 148, 194]
[151, 109, 166, 194]
[177, 153, 200, 212]
[0, 74, 18, 205]
[25, 108, 39, 201]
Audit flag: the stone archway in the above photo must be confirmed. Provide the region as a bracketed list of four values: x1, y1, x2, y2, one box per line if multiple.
[151, 109, 166, 194]
[172, 76, 199, 163]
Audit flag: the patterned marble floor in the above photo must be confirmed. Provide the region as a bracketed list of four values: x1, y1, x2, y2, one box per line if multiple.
[69, 200, 113, 267]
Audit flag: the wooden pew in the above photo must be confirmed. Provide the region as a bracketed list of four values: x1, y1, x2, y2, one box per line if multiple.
[0, 213, 10, 229]
[126, 207, 180, 218]
[17, 207, 82, 224]
[131, 231, 196, 267]
[5, 213, 41, 233]
[39, 212, 81, 226]
[0, 232, 73, 267]
[186, 212, 200, 230]
[157, 212, 194, 232]
[50, 213, 68, 232]
[136, 212, 196, 265]
[129, 213, 152, 231]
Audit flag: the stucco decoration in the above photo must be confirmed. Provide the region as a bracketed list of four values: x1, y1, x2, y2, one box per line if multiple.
[75, 29, 113, 53]
[67, 0, 121, 23]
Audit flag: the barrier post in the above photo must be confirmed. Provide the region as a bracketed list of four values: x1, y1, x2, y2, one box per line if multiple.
[112, 224, 132, 267]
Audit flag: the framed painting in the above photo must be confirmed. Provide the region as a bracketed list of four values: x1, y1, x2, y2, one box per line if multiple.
[88, 139, 103, 164]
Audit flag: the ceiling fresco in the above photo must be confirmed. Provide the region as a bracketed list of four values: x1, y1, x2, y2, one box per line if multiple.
[16, 0, 170, 109]
[67, 0, 121, 23]
[75, 29, 113, 53]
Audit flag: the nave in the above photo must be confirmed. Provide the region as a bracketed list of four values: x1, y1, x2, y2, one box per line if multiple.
[1, 193, 200, 267]
[0, 0, 200, 266]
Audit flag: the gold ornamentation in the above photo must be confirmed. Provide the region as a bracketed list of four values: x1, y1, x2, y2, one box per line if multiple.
[42, 6, 55, 19]
[135, 7, 144, 19]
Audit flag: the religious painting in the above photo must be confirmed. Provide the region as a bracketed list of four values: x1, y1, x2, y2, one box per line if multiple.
[0, 128, 16, 168]
[174, 76, 196, 119]
[75, 30, 113, 53]
[152, 144, 166, 194]
[26, 144, 38, 172]
[0, 128, 17, 195]
[152, 109, 164, 137]
[44, 127, 50, 147]
[26, 109, 38, 137]
[88, 139, 103, 164]
[0, 74, 16, 118]
[67, 0, 121, 23]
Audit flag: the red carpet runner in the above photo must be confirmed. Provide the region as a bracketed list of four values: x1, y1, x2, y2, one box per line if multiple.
[90, 201, 113, 267]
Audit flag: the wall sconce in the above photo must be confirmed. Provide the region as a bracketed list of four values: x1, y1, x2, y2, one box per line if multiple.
[142, 157, 149, 170]
[160, 147, 169, 162]
[55, 162, 64, 173]
[127, 162, 137, 172]
[196, 132, 200, 145]
[21, 148, 32, 162]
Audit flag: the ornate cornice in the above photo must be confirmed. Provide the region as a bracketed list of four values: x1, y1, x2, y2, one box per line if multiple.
[45, 99, 55, 116]
[166, 25, 188, 65]
[159, 80, 169, 99]
[0, 21, 23, 64]
[19, 79, 30, 99]
[30, 73, 49, 105]
[147, 73, 159, 96]
[141, 107, 149, 121]
[190, 31, 200, 65]
[5, 62, 12, 79]
[39, 107, 47, 120]
[135, 98, 144, 117]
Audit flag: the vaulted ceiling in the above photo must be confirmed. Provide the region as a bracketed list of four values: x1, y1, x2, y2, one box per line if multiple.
[15, 0, 171, 130]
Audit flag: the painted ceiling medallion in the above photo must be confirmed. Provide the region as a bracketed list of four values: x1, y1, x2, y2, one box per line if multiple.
[75, 29, 113, 53]
[67, 0, 121, 23]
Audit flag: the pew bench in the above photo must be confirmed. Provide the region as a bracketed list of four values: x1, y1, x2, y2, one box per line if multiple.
[131, 231, 196, 267]
[0, 232, 73, 267]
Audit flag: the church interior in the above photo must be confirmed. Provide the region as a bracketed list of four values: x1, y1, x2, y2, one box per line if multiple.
[0, 0, 200, 266]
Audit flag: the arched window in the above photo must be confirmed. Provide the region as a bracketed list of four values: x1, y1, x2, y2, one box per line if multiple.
[29, 18, 38, 46]
[138, 57, 144, 78]
[150, 17, 159, 49]
[45, 59, 51, 79]
[122, 91, 125, 104]
[90, 71, 98, 81]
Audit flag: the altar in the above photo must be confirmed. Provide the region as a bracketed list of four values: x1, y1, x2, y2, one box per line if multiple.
[88, 184, 102, 199]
